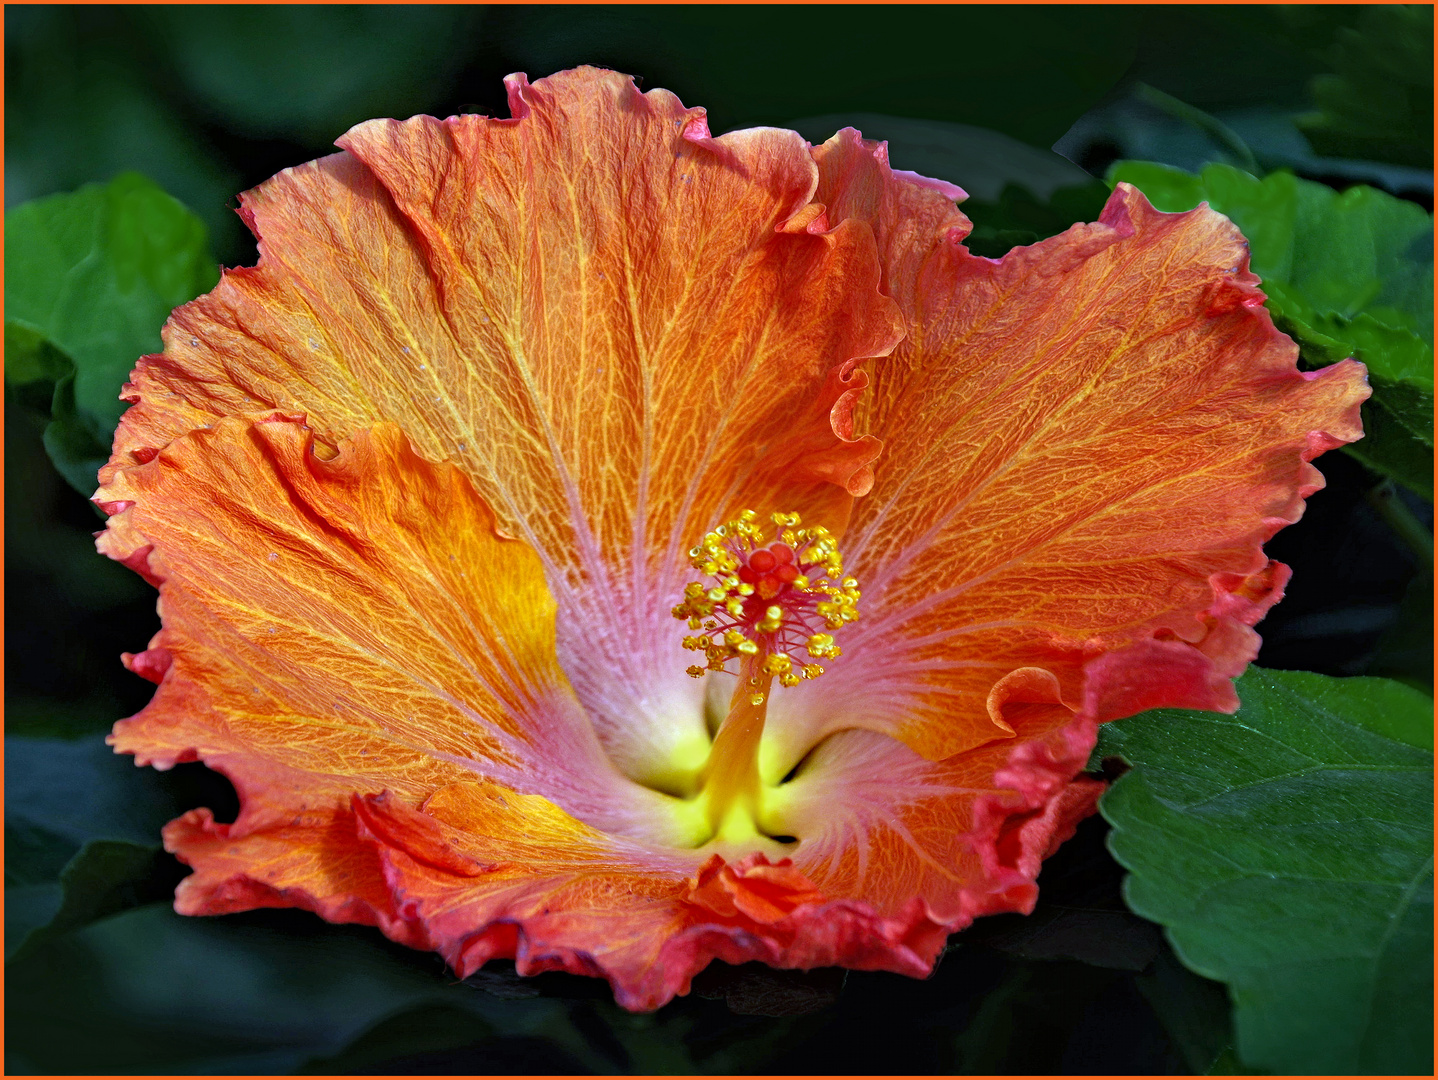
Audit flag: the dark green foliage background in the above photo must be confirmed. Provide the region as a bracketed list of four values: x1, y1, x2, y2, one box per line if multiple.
[6, 5, 1432, 1075]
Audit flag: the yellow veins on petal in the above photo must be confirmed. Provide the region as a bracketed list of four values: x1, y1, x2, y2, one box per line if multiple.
[671, 510, 860, 687]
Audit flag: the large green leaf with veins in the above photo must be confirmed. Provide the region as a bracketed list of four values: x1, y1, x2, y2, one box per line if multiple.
[1096, 668, 1433, 1075]
[1109, 161, 1433, 499]
[4, 173, 218, 493]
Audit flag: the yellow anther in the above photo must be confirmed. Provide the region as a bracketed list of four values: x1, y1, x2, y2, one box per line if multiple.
[806, 632, 837, 658]
[762, 653, 793, 676]
[686, 665, 706, 678]
[749, 692, 766, 706]
[755, 604, 784, 634]
[671, 508, 860, 692]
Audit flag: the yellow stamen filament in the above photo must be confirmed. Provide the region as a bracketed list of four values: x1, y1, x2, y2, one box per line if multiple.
[699, 659, 772, 837]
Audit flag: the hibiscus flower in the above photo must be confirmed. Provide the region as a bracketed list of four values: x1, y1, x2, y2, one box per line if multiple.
[97, 67, 1367, 1011]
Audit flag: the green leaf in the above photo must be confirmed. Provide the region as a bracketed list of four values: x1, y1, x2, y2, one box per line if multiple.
[1297, 4, 1434, 170]
[961, 181, 1113, 259]
[1107, 162, 1433, 336]
[41, 365, 114, 496]
[4, 736, 186, 957]
[7, 840, 178, 963]
[5, 323, 111, 492]
[1345, 386, 1436, 504]
[1097, 668, 1434, 1074]
[4, 173, 219, 493]
[1272, 310, 1432, 496]
[4, 320, 71, 385]
[1109, 161, 1434, 498]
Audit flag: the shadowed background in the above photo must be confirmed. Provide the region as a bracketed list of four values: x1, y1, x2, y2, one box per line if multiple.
[6, 5, 1432, 1074]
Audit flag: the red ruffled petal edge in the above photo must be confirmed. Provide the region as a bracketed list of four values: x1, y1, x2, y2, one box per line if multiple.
[155, 696, 1104, 1011]
[1077, 352, 1364, 726]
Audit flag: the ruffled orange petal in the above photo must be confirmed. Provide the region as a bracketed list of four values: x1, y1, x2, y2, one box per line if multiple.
[784, 131, 1369, 763]
[92, 80, 1371, 1013]
[778, 681, 1103, 926]
[350, 781, 955, 1010]
[331, 691, 1102, 1010]
[102, 410, 977, 1008]
[101, 415, 701, 856]
[161, 805, 427, 947]
[94, 414, 1103, 1010]
[102, 67, 901, 785]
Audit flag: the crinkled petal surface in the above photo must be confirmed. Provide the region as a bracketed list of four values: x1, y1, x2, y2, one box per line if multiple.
[349, 783, 957, 1011]
[778, 677, 1104, 924]
[100, 415, 1076, 1009]
[758, 132, 1370, 771]
[98, 72, 1369, 1012]
[104, 67, 903, 782]
[103, 414, 710, 844]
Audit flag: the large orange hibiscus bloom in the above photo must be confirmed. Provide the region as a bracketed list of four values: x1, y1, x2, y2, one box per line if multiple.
[97, 68, 1367, 1010]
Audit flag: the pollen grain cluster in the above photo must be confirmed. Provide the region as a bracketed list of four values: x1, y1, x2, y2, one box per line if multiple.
[672, 510, 860, 689]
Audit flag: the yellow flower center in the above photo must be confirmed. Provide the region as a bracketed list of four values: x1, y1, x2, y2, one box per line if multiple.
[667, 510, 861, 847]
